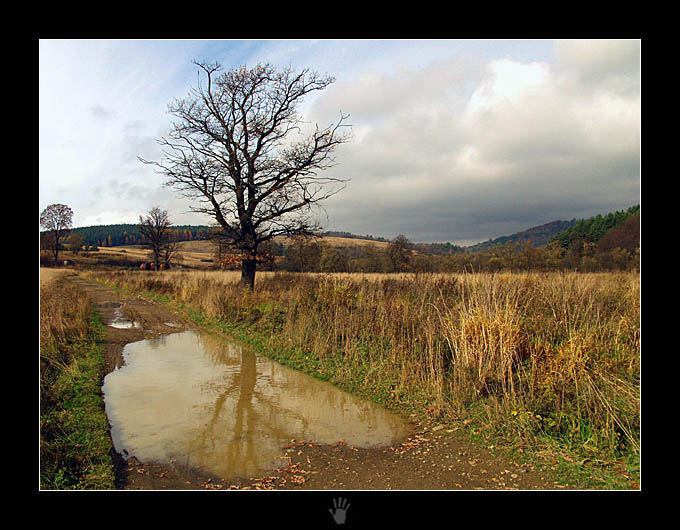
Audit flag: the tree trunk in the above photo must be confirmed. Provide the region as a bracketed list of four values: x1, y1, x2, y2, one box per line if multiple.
[240, 257, 257, 290]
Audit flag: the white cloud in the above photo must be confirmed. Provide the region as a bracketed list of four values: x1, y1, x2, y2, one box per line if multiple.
[39, 40, 201, 226]
[463, 59, 551, 118]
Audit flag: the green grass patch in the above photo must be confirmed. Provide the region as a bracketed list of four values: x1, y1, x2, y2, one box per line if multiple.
[40, 283, 115, 490]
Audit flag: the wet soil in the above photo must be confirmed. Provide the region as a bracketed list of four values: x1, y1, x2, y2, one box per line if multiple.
[71, 274, 558, 491]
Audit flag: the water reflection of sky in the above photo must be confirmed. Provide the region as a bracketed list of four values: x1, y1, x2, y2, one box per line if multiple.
[102, 330, 409, 479]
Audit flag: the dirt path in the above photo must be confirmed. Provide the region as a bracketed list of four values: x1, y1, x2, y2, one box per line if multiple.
[73, 274, 558, 491]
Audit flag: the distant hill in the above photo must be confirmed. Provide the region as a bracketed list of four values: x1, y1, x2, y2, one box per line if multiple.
[549, 205, 640, 250]
[596, 213, 640, 255]
[463, 205, 640, 254]
[465, 220, 576, 253]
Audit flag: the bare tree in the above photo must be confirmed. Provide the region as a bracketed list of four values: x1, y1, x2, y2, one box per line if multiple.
[161, 230, 181, 268]
[209, 226, 234, 264]
[138, 207, 176, 269]
[386, 234, 412, 273]
[40, 203, 73, 266]
[140, 61, 351, 289]
[282, 234, 323, 272]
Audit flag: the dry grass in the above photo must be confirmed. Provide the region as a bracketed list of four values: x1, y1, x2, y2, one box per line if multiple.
[310, 236, 389, 249]
[86, 269, 640, 461]
[145, 270, 424, 286]
[40, 276, 92, 387]
[40, 267, 76, 288]
[94, 244, 215, 269]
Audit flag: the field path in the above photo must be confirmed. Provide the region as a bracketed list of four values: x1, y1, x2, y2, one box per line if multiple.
[71, 273, 558, 491]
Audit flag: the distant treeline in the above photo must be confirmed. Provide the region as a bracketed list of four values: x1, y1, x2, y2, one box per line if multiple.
[322, 230, 389, 243]
[69, 224, 212, 247]
[65, 223, 466, 255]
[58, 205, 639, 273]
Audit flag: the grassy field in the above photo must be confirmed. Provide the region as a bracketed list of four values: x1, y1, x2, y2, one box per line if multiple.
[42, 233, 394, 272]
[82, 243, 216, 269]
[86, 269, 640, 485]
[39, 272, 115, 489]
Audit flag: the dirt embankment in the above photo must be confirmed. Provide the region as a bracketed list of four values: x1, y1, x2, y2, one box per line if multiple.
[71, 274, 556, 491]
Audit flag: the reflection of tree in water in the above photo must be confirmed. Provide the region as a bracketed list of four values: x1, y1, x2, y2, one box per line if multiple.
[200, 332, 243, 366]
[143, 330, 204, 353]
[183, 330, 405, 477]
[192, 332, 314, 476]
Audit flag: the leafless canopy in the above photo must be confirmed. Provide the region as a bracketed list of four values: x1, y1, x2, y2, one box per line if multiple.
[140, 61, 351, 287]
[138, 206, 178, 269]
[40, 203, 73, 266]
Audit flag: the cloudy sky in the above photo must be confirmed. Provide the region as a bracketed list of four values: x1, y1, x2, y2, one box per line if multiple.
[39, 39, 640, 245]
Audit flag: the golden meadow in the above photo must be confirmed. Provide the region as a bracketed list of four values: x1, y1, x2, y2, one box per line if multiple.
[85, 269, 640, 463]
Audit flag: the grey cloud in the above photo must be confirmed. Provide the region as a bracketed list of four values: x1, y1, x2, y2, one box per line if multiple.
[90, 104, 116, 120]
[308, 46, 640, 243]
[323, 169, 638, 244]
[554, 40, 640, 95]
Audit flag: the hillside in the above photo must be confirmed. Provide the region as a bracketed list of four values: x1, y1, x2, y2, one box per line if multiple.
[465, 220, 576, 253]
[550, 205, 640, 250]
[596, 213, 640, 254]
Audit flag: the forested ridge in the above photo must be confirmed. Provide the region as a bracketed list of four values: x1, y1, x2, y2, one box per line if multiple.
[550, 205, 640, 249]
[466, 220, 576, 252]
[68, 224, 212, 247]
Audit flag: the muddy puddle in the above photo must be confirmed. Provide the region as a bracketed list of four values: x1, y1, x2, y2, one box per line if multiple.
[102, 330, 409, 480]
[99, 301, 141, 329]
